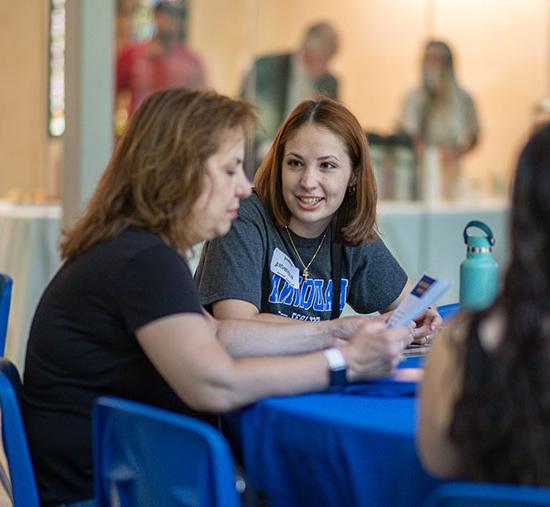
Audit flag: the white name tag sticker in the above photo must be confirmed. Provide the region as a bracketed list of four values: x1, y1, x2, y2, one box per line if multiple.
[270, 248, 300, 289]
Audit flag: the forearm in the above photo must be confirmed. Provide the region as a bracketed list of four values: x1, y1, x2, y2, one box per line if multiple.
[139, 314, 406, 414]
[207, 323, 404, 411]
[251, 313, 297, 324]
[216, 317, 333, 357]
[204, 352, 330, 411]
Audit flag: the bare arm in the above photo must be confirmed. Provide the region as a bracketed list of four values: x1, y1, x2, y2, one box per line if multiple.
[381, 280, 412, 313]
[210, 299, 386, 357]
[212, 299, 294, 322]
[136, 313, 411, 413]
[418, 321, 465, 477]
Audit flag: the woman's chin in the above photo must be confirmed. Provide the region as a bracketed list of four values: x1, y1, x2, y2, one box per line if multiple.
[213, 221, 232, 239]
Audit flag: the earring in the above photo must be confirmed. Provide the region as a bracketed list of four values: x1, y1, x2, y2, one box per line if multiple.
[347, 185, 356, 195]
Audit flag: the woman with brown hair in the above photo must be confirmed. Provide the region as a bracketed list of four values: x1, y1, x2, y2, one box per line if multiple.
[21, 88, 413, 507]
[196, 96, 440, 336]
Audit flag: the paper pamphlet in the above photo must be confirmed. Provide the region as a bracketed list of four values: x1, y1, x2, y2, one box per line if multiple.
[386, 273, 451, 329]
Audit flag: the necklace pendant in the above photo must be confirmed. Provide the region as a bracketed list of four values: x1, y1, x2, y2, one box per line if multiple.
[303, 268, 309, 281]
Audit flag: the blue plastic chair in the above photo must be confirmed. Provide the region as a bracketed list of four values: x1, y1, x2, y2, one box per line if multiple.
[0, 274, 13, 356]
[437, 303, 460, 322]
[93, 396, 241, 507]
[0, 358, 40, 506]
[423, 481, 550, 506]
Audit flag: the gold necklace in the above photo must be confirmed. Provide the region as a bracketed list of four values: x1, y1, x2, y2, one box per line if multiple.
[285, 226, 328, 281]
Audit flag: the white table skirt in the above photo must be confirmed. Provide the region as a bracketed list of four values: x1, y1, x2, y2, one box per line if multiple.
[0, 200, 62, 371]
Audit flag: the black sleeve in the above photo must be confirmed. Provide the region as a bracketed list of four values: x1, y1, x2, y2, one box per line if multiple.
[114, 244, 203, 333]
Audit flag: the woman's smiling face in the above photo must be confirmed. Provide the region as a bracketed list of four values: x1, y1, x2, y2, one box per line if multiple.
[282, 123, 354, 238]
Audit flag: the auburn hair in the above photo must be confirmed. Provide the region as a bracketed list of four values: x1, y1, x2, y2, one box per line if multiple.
[254, 96, 377, 245]
[61, 88, 256, 260]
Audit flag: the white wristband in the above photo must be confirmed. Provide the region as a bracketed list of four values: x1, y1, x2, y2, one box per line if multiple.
[323, 347, 346, 369]
[323, 347, 347, 388]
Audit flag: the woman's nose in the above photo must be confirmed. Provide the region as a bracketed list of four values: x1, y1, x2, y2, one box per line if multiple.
[236, 173, 252, 198]
[300, 166, 319, 190]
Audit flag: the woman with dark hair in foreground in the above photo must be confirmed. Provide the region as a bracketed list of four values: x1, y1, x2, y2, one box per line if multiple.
[419, 124, 550, 485]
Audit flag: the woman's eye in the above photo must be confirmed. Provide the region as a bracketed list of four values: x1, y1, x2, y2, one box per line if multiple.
[320, 161, 337, 169]
[225, 170, 236, 176]
[287, 158, 302, 167]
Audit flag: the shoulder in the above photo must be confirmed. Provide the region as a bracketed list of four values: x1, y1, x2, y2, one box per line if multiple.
[403, 87, 425, 104]
[347, 233, 391, 257]
[238, 192, 272, 222]
[112, 227, 170, 255]
[255, 52, 290, 68]
[118, 41, 147, 60]
[174, 43, 203, 62]
[201, 194, 274, 256]
[443, 307, 503, 346]
[127, 230, 187, 271]
[454, 86, 476, 105]
[93, 228, 187, 277]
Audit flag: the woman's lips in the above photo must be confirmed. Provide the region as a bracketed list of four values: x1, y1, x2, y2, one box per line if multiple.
[296, 196, 324, 210]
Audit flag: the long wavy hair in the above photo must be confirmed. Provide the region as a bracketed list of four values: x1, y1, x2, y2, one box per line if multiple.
[254, 96, 377, 245]
[61, 88, 255, 261]
[450, 124, 550, 485]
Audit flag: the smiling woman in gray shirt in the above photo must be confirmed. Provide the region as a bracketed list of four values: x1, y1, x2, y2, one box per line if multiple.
[196, 96, 440, 336]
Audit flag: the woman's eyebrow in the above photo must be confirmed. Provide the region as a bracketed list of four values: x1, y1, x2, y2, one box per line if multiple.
[286, 152, 304, 159]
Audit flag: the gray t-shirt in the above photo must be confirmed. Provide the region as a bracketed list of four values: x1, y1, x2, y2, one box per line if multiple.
[195, 193, 407, 322]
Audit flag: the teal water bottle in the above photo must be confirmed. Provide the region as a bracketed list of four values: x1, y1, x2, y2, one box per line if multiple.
[459, 220, 498, 310]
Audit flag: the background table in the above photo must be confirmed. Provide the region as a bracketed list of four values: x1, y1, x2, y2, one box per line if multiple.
[227, 360, 443, 507]
[0, 200, 62, 370]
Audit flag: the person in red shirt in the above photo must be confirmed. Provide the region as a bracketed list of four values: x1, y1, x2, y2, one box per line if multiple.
[116, 0, 207, 120]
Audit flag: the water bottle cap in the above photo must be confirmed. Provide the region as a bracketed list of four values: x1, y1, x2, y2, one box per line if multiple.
[463, 220, 495, 246]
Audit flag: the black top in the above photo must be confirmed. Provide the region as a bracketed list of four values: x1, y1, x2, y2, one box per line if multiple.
[22, 228, 206, 505]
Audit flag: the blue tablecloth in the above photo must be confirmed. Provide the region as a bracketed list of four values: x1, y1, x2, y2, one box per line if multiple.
[226, 357, 442, 507]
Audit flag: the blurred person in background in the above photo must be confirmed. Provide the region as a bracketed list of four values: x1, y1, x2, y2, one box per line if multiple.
[419, 124, 550, 486]
[115, 0, 139, 55]
[116, 0, 207, 127]
[398, 40, 479, 199]
[240, 21, 340, 173]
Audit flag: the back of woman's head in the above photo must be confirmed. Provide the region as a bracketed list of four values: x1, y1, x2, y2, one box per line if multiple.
[61, 87, 255, 260]
[450, 123, 550, 486]
[508, 124, 550, 288]
[254, 96, 377, 245]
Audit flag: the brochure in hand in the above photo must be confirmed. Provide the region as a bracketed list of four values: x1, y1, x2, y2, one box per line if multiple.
[386, 273, 451, 329]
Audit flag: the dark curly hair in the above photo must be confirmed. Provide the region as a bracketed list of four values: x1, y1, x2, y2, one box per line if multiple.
[450, 123, 550, 485]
